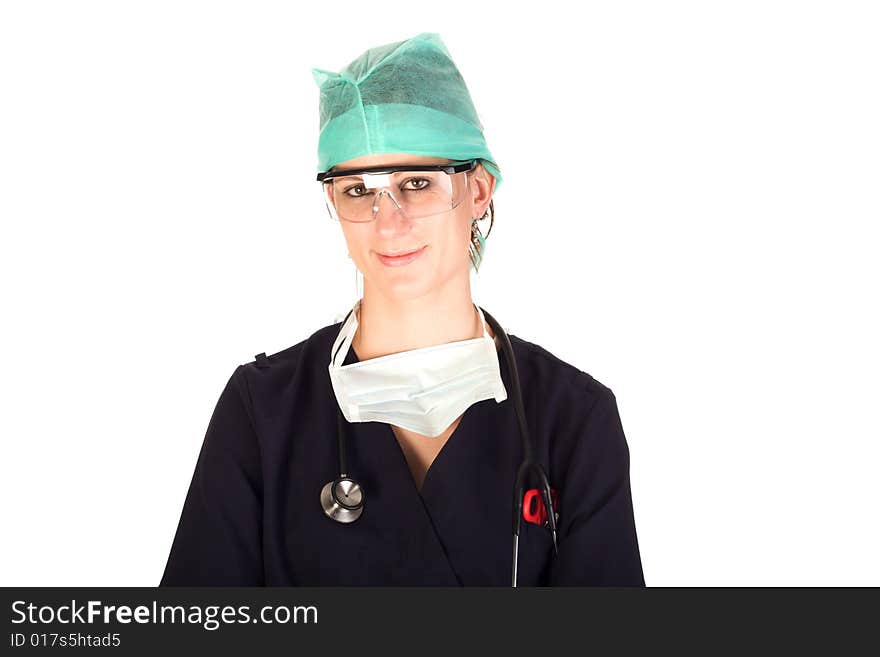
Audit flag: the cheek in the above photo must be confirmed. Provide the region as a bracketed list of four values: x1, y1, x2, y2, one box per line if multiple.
[340, 225, 367, 255]
[429, 216, 473, 266]
[437, 213, 472, 247]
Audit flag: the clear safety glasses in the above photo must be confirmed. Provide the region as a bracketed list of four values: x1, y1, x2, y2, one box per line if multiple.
[316, 160, 477, 223]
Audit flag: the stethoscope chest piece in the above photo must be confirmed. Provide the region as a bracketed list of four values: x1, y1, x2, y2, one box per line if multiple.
[320, 476, 364, 523]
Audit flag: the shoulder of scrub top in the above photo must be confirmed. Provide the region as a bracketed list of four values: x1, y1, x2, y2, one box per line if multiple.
[505, 332, 616, 408]
[233, 318, 346, 386]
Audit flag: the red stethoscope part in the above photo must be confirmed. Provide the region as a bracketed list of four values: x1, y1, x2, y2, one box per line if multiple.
[522, 487, 559, 526]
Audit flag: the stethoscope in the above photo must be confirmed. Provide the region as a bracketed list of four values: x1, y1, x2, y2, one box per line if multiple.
[320, 306, 559, 587]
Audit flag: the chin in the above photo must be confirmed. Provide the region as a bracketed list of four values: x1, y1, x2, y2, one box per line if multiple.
[372, 273, 437, 301]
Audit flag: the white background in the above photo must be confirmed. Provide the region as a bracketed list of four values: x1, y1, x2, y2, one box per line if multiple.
[1, 1, 878, 586]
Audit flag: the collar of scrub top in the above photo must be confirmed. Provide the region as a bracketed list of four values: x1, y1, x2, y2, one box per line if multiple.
[316, 159, 479, 182]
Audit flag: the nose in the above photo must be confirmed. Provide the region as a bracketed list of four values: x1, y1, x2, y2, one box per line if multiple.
[371, 188, 404, 216]
[372, 189, 411, 235]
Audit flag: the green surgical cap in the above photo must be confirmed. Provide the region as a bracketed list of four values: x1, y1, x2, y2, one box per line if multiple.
[311, 32, 503, 191]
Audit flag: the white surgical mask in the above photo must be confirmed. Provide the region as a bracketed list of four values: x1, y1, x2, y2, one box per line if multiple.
[328, 299, 508, 438]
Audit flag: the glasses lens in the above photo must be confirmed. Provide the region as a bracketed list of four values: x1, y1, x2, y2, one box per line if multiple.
[324, 170, 465, 223]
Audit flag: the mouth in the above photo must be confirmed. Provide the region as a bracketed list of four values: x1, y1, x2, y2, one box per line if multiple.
[375, 245, 427, 267]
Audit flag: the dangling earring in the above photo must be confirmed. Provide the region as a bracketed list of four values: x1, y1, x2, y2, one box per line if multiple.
[469, 217, 487, 273]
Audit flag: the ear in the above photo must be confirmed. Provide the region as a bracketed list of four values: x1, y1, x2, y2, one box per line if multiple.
[470, 163, 496, 217]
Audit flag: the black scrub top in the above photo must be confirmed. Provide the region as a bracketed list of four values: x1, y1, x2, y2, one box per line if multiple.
[160, 317, 645, 586]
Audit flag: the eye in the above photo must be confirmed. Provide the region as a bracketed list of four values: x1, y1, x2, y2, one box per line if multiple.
[402, 177, 430, 191]
[343, 183, 370, 197]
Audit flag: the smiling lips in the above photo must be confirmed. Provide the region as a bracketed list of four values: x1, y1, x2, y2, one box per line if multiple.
[376, 245, 427, 267]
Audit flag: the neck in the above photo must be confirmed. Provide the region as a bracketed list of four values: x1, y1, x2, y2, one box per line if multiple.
[351, 276, 495, 361]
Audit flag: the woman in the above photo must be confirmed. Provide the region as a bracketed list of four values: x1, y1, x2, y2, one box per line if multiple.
[160, 32, 645, 586]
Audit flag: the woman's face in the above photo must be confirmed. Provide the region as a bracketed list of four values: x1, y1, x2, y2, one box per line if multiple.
[329, 153, 495, 301]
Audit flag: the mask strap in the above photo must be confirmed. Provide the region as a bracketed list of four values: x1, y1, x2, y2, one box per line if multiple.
[331, 299, 360, 367]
